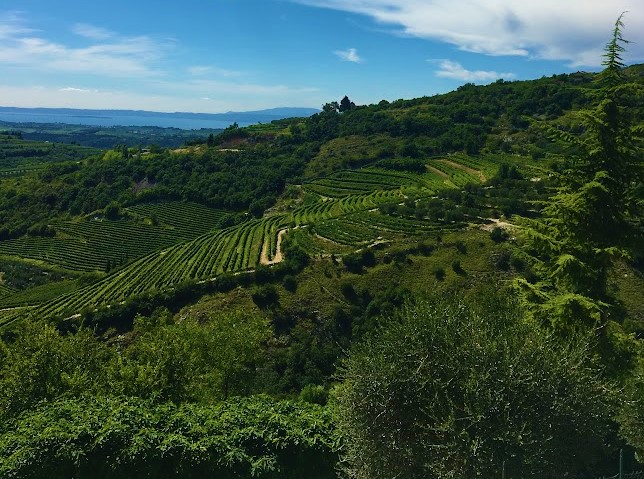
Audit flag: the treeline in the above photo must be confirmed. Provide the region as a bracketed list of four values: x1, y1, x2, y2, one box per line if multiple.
[297, 71, 601, 154]
[0, 144, 310, 239]
[0, 121, 223, 149]
[0, 133, 101, 170]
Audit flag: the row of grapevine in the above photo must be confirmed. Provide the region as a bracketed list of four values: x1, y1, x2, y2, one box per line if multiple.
[0, 224, 178, 272]
[127, 202, 230, 237]
[427, 160, 482, 186]
[0, 306, 32, 328]
[291, 190, 402, 226]
[303, 168, 425, 197]
[311, 209, 459, 246]
[0, 284, 15, 299]
[445, 154, 499, 177]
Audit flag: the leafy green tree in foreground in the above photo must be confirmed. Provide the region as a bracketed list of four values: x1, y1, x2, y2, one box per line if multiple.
[0, 395, 337, 479]
[332, 294, 616, 479]
[0, 309, 271, 420]
[517, 14, 643, 335]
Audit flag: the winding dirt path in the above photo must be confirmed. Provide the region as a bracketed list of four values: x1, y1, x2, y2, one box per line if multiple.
[260, 229, 288, 265]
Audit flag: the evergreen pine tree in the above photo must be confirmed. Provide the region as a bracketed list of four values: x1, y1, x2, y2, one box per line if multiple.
[517, 14, 643, 335]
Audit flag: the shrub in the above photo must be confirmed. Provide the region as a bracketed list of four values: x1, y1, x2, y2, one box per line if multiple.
[340, 282, 357, 301]
[333, 295, 616, 479]
[0, 396, 337, 479]
[433, 267, 445, 281]
[282, 274, 297, 293]
[495, 250, 511, 271]
[451, 260, 465, 275]
[490, 226, 509, 243]
[251, 284, 279, 308]
[299, 384, 329, 405]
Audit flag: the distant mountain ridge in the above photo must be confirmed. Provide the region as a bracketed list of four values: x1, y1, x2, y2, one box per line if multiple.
[0, 106, 320, 124]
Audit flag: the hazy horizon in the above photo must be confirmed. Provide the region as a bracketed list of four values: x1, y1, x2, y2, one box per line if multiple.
[1, 1, 642, 113]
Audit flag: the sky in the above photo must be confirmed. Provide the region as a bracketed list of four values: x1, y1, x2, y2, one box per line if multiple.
[0, 1, 642, 113]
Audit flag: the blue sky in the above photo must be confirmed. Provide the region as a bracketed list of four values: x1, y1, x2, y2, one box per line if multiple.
[0, 1, 642, 113]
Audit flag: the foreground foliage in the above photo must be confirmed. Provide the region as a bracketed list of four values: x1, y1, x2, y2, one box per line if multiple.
[333, 294, 617, 479]
[0, 395, 337, 479]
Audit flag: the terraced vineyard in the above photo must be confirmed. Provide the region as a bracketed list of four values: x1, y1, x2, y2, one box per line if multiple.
[313, 210, 463, 246]
[0, 155, 496, 327]
[30, 215, 290, 320]
[303, 169, 428, 197]
[0, 202, 230, 272]
[127, 202, 231, 237]
[426, 159, 484, 186]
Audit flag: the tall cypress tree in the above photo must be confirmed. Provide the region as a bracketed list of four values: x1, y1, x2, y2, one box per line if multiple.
[517, 14, 643, 336]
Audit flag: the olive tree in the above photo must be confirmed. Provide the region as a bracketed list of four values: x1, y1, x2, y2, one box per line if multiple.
[332, 294, 616, 479]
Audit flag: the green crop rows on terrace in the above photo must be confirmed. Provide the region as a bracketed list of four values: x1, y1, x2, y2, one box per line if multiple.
[444, 154, 500, 178]
[31, 215, 291, 320]
[312, 210, 462, 246]
[0, 280, 78, 309]
[303, 168, 427, 197]
[0, 284, 15, 299]
[0, 155, 498, 325]
[0, 202, 230, 272]
[426, 160, 482, 186]
[127, 202, 230, 238]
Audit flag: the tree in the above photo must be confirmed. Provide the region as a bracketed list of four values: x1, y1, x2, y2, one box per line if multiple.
[103, 201, 121, 220]
[113, 309, 271, 402]
[339, 95, 356, 112]
[332, 294, 616, 479]
[322, 101, 339, 113]
[517, 15, 643, 335]
[618, 354, 644, 462]
[0, 322, 113, 420]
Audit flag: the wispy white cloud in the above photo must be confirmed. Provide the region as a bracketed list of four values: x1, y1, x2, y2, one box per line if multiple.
[59, 86, 98, 93]
[334, 47, 363, 63]
[72, 23, 114, 40]
[177, 78, 320, 96]
[294, 0, 644, 66]
[434, 60, 515, 82]
[0, 10, 324, 112]
[0, 15, 166, 77]
[0, 11, 33, 40]
[187, 65, 243, 78]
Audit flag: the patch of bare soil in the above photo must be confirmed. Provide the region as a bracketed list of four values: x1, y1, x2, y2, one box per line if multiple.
[480, 217, 516, 232]
[437, 159, 487, 182]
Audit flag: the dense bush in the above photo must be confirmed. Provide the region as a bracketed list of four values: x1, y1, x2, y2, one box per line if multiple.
[333, 294, 617, 479]
[0, 395, 337, 479]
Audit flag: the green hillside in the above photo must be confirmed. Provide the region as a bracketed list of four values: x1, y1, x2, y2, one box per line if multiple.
[0, 46, 642, 478]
